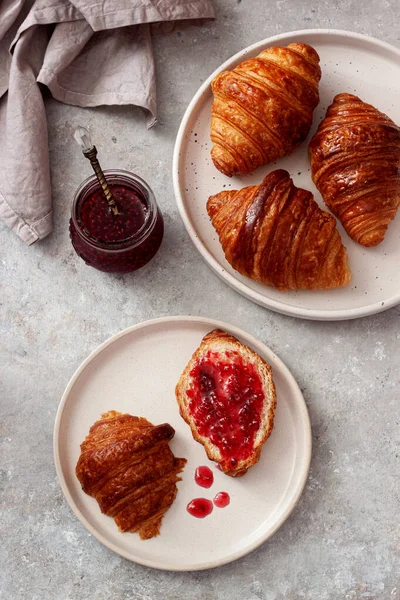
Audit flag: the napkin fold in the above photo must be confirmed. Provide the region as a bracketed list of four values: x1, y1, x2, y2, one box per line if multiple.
[0, 0, 214, 245]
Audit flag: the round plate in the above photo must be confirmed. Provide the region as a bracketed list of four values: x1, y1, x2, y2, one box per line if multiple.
[54, 316, 311, 571]
[173, 30, 400, 320]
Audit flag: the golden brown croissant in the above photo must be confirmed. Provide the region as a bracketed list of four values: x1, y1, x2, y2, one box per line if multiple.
[210, 43, 321, 177]
[309, 93, 400, 246]
[76, 411, 186, 539]
[207, 170, 351, 291]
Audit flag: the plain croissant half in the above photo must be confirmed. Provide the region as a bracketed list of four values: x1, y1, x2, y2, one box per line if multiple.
[309, 93, 400, 246]
[210, 43, 321, 177]
[76, 411, 186, 539]
[207, 170, 351, 291]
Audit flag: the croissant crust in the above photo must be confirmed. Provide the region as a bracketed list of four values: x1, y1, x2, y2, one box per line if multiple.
[76, 411, 186, 539]
[309, 93, 400, 246]
[210, 42, 321, 176]
[207, 169, 351, 291]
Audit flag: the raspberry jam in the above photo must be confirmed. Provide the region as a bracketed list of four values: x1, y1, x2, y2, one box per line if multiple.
[195, 466, 214, 488]
[187, 351, 264, 470]
[80, 185, 146, 243]
[187, 498, 213, 519]
[70, 170, 163, 273]
[213, 492, 230, 508]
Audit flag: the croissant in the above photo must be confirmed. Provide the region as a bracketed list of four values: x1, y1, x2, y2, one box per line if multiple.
[76, 411, 186, 539]
[207, 170, 351, 291]
[210, 43, 321, 177]
[309, 93, 400, 246]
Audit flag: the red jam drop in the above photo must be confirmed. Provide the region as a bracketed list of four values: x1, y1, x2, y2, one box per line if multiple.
[80, 185, 146, 243]
[187, 498, 213, 519]
[213, 492, 230, 508]
[186, 351, 264, 470]
[195, 466, 214, 488]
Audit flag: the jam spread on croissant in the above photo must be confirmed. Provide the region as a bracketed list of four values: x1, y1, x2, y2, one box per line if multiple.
[75, 411, 186, 540]
[187, 351, 264, 470]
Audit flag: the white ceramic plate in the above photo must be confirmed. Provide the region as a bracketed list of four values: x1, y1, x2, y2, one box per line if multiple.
[173, 30, 400, 320]
[54, 316, 311, 571]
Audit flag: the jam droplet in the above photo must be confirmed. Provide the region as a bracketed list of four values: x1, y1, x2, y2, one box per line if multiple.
[187, 498, 213, 519]
[213, 492, 230, 508]
[195, 466, 214, 488]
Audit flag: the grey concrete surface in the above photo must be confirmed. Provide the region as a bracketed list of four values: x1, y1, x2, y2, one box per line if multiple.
[1, 1, 399, 599]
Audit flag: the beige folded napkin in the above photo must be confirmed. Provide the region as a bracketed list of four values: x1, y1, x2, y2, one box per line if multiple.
[0, 0, 214, 245]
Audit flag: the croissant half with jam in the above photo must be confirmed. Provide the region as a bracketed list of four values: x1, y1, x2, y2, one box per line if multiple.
[210, 43, 321, 176]
[207, 170, 351, 291]
[309, 93, 400, 246]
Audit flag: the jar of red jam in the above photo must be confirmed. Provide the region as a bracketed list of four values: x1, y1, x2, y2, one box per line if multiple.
[70, 170, 164, 273]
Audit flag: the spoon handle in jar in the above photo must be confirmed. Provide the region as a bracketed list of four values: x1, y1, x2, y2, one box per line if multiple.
[84, 146, 118, 216]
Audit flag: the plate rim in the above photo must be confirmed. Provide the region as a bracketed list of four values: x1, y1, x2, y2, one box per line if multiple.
[53, 315, 312, 571]
[172, 29, 400, 321]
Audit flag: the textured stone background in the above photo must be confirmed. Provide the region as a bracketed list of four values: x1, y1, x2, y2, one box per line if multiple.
[1, 1, 399, 598]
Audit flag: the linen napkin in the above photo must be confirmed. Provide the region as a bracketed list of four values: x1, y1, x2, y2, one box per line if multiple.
[0, 0, 215, 245]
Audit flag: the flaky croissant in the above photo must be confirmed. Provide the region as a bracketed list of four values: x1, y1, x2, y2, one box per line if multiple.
[309, 93, 400, 246]
[76, 411, 186, 539]
[210, 43, 321, 177]
[207, 170, 351, 291]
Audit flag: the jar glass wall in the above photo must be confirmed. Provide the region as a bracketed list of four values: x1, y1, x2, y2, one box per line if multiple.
[70, 170, 164, 273]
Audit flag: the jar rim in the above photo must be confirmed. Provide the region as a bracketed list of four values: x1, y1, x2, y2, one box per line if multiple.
[71, 169, 158, 253]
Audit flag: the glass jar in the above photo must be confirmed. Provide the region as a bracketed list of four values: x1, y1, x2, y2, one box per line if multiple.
[70, 170, 164, 273]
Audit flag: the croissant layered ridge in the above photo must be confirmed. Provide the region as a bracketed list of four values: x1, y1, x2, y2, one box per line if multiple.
[207, 170, 351, 291]
[210, 42, 321, 177]
[309, 93, 400, 246]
